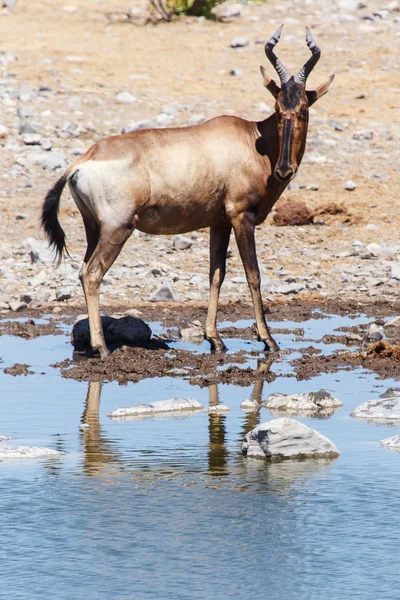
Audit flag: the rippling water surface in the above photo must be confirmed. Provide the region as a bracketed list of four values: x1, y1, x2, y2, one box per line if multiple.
[1, 314, 400, 599]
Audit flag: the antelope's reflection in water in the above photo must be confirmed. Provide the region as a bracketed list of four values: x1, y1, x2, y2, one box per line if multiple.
[79, 357, 335, 485]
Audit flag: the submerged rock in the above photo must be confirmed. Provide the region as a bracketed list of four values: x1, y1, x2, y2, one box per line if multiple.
[108, 398, 203, 418]
[264, 391, 343, 414]
[242, 418, 340, 460]
[0, 445, 59, 459]
[380, 435, 400, 452]
[240, 399, 260, 411]
[350, 397, 400, 422]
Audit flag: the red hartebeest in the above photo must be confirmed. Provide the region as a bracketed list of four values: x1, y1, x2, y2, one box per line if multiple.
[42, 26, 334, 358]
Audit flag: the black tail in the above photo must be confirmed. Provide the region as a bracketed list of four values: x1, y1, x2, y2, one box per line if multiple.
[41, 175, 69, 265]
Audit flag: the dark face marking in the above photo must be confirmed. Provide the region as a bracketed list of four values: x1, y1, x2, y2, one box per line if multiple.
[274, 78, 309, 183]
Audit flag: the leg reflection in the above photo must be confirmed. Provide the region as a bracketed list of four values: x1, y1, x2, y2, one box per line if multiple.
[81, 381, 121, 476]
[207, 382, 228, 475]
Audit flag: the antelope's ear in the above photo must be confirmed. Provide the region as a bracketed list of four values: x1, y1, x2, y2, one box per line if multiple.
[260, 65, 280, 98]
[306, 74, 335, 106]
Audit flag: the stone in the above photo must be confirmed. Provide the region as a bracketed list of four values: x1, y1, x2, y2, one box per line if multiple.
[179, 325, 204, 341]
[242, 418, 340, 460]
[0, 445, 59, 459]
[116, 91, 137, 104]
[229, 68, 243, 76]
[212, 3, 242, 21]
[56, 288, 73, 301]
[108, 398, 203, 418]
[43, 153, 66, 171]
[2, 0, 17, 7]
[272, 200, 312, 226]
[264, 391, 343, 414]
[22, 133, 41, 145]
[156, 113, 173, 126]
[345, 180, 356, 191]
[240, 399, 259, 411]
[380, 435, 400, 452]
[351, 397, 400, 422]
[390, 264, 400, 280]
[106, 316, 152, 346]
[352, 129, 374, 141]
[0, 124, 9, 138]
[367, 323, 384, 341]
[172, 236, 192, 251]
[67, 96, 81, 110]
[230, 36, 249, 48]
[72, 315, 116, 351]
[121, 120, 152, 133]
[380, 387, 400, 398]
[205, 404, 230, 413]
[149, 280, 179, 302]
[8, 301, 27, 312]
[0, 435, 11, 441]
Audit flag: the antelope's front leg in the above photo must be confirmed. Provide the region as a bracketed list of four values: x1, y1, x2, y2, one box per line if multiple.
[205, 226, 231, 352]
[232, 212, 279, 352]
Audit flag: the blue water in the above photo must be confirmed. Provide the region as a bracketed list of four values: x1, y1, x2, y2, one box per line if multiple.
[1, 314, 400, 600]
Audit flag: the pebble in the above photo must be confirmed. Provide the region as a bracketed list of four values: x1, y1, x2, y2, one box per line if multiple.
[230, 36, 249, 48]
[366, 323, 384, 341]
[172, 236, 192, 251]
[345, 180, 356, 191]
[149, 280, 179, 302]
[116, 91, 137, 104]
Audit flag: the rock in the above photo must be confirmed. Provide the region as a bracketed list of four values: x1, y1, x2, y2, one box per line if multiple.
[22, 133, 41, 145]
[116, 91, 137, 104]
[43, 153, 66, 171]
[272, 200, 312, 226]
[56, 288, 73, 301]
[172, 236, 192, 251]
[8, 301, 27, 312]
[264, 391, 343, 414]
[108, 398, 203, 418]
[384, 316, 400, 328]
[240, 399, 259, 411]
[0, 435, 11, 441]
[351, 397, 400, 422]
[2, 0, 17, 7]
[149, 280, 179, 302]
[156, 113, 173, 126]
[352, 129, 374, 141]
[242, 418, 340, 460]
[390, 264, 400, 280]
[212, 3, 242, 21]
[179, 324, 204, 341]
[380, 435, 400, 452]
[205, 404, 230, 413]
[0, 124, 9, 138]
[67, 96, 81, 110]
[0, 445, 59, 459]
[72, 316, 116, 351]
[166, 368, 190, 377]
[367, 323, 384, 341]
[230, 36, 249, 48]
[123, 308, 144, 318]
[106, 316, 152, 346]
[273, 283, 304, 295]
[229, 68, 243, 76]
[345, 180, 356, 191]
[188, 114, 205, 125]
[121, 120, 152, 133]
[379, 387, 400, 398]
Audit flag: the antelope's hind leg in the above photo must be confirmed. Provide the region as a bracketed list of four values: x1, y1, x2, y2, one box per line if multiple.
[205, 226, 231, 352]
[232, 212, 279, 353]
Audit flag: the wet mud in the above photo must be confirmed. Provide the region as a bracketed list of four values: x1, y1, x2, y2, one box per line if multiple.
[4, 363, 34, 376]
[3, 299, 400, 384]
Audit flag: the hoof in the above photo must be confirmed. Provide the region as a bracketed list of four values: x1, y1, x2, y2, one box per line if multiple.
[261, 339, 280, 353]
[206, 337, 227, 353]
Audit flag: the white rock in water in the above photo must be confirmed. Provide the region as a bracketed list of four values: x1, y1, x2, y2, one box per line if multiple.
[240, 399, 259, 411]
[0, 435, 11, 441]
[351, 397, 400, 422]
[108, 398, 203, 418]
[242, 418, 340, 460]
[180, 325, 203, 341]
[205, 404, 230, 413]
[380, 435, 400, 452]
[0, 445, 59, 459]
[264, 391, 343, 412]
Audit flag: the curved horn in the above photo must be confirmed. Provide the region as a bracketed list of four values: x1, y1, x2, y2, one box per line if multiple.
[264, 24, 291, 85]
[294, 26, 321, 85]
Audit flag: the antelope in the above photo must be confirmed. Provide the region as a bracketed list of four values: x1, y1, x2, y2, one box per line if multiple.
[41, 25, 334, 359]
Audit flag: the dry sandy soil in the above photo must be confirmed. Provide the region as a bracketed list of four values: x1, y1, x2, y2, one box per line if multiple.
[0, 0, 399, 312]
